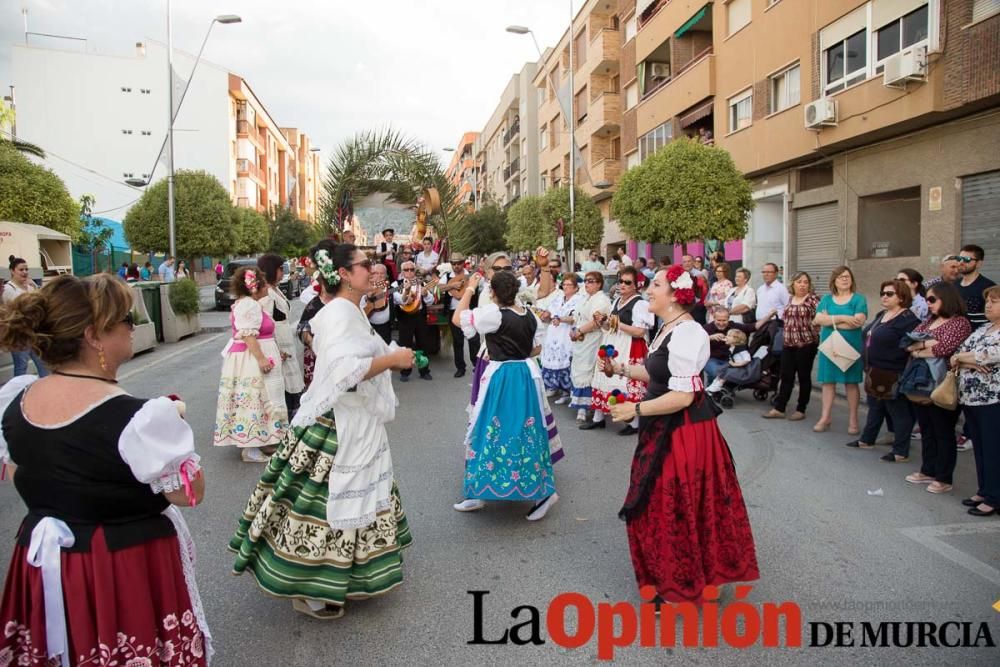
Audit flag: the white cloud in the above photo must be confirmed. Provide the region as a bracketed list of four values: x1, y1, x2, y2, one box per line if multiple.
[2, 0, 573, 167]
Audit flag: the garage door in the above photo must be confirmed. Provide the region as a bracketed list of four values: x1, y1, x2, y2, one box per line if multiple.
[961, 170, 1000, 280]
[795, 203, 840, 294]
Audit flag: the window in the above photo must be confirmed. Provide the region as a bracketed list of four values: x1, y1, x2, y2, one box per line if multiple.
[625, 82, 639, 110]
[797, 163, 834, 191]
[639, 121, 672, 161]
[141, 130, 152, 136]
[973, 0, 1000, 22]
[824, 28, 867, 94]
[858, 186, 921, 258]
[537, 87, 546, 107]
[728, 89, 752, 132]
[540, 173, 547, 193]
[726, 0, 751, 36]
[875, 4, 929, 72]
[769, 63, 800, 114]
[627, 151, 640, 169]
[539, 126, 548, 150]
[625, 15, 637, 41]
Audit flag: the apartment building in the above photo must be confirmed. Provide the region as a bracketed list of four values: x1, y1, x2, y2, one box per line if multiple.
[474, 62, 541, 208]
[533, 0, 626, 257]
[444, 131, 480, 208]
[621, 0, 1000, 295]
[11, 39, 321, 223]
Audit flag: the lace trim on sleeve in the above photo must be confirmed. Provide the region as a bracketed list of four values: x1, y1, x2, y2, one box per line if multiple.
[149, 458, 203, 494]
[667, 322, 710, 392]
[233, 298, 262, 338]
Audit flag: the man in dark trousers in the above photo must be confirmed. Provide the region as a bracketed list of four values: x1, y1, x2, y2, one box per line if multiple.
[441, 253, 480, 377]
[392, 260, 435, 381]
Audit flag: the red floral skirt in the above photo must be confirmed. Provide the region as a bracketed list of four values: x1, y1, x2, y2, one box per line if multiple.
[0, 527, 207, 666]
[626, 414, 759, 603]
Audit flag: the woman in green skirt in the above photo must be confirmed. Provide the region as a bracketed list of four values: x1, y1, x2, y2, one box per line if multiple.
[230, 240, 416, 619]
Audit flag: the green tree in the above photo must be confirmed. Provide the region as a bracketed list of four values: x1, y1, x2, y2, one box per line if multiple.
[450, 203, 507, 256]
[612, 138, 752, 247]
[504, 195, 549, 251]
[77, 194, 115, 272]
[123, 169, 238, 257]
[268, 207, 314, 257]
[233, 207, 270, 256]
[541, 186, 604, 251]
[0, 143, 80, 239]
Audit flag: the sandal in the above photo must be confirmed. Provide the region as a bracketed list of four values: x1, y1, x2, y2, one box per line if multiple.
[292, 598, 344, 620]
[905, 472, 934, 484]
[880, 453, 909, 462]
[926, 482, 953, 494]
[812, 421, 831, 433]
[962, 496, 986, 507]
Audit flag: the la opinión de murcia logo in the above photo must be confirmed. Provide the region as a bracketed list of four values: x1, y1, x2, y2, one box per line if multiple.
[468, 589, 996, 660]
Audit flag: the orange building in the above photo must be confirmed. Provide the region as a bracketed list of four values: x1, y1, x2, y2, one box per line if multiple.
[445, 131, 480, 208]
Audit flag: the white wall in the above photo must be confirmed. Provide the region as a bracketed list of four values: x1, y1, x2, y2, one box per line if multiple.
[12, 41, 231, 220]
[744, 190, 787, 284]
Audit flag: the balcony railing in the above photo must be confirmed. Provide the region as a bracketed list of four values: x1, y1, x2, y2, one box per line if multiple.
[502, 121, 521, 146]
[237, 119, 265, 151]
[587, 92, 621, 135]
[590, 158, 622, 185]
[236, 158, 262, 182]
[236, 196, 250, 208]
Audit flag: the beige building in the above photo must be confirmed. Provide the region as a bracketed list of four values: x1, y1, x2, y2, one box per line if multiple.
[620, 0, 1000, 297]
[475, 62, 542, 208]
[533, 0, 626, 257]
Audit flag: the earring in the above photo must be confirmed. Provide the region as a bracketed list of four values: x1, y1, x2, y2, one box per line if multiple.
[98, 347, 108, 371]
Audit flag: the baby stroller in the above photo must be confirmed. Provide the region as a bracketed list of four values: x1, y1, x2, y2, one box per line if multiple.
[709, 320, 783, 409]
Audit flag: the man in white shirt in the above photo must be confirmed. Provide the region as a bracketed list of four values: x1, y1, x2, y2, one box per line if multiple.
[366, 263, 393, 343]
[393, 260, 436, 381]
[581, 251, 605, 272]
[616, 247, 633, 267]
[756, 262, 789, 324]
[415, 236, 440, 274]
[158, 257, 176, 283]
[440, 253, 481, 377]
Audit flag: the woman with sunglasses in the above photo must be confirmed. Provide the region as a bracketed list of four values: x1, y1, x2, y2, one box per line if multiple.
[0, 274, 210, 666]
[846, 280, 919, 460]
[569, 271, 613, 423]
[904, 282, 971, 495]
[231, 241, 416, 619]
[584, 267, 654, 436]
[213, 266, 287, 463]
[605, 266, 759, 604]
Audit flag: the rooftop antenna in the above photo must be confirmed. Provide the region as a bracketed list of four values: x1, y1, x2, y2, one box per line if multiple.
[22, 8, 28, 45]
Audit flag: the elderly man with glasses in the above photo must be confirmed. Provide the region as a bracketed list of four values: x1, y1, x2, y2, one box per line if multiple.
[392, 261, 437, 381]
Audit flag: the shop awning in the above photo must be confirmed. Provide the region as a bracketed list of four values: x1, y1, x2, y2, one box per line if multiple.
[674, 6, 708, 39]
[679, 98, 714, 128]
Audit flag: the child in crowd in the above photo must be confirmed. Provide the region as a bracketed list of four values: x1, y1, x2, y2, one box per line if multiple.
[707, 329, 751, 395]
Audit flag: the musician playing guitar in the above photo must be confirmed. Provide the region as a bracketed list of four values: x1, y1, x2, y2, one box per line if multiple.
[441, 253, 481, 378]
[392, 260, 436, 381]
[366, 263, 393, 344]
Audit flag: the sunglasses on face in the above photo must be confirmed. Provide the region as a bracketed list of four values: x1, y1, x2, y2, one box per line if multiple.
[492, 265, 514, 272]
[122, 312, 135, 330]
[351, 259, 372, 270]
[619, 279, 634, 286]
[956, 256, 976, 263]
[880, 291, 896, 298]
[926, 296, 939, 304]
[584, 279, 600, 284]
[402, 267, 416, 272]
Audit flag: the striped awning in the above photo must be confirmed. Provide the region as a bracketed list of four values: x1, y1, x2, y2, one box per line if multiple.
[675, 5, 709, 38]
[679, 98, 714, 128]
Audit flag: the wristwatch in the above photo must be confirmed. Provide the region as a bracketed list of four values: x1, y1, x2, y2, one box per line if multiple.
[635, 402, 642, 417]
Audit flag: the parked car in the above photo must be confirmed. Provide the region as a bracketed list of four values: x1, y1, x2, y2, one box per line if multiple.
[215, 257, 300, 310]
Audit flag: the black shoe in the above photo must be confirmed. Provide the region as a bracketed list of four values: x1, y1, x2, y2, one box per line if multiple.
[845, 440, 874, 449]
[968, 505, 997, 517]
[400, 374, 410, 383]
[962, 497, 984, 507]
[579, 419, 606, 430]
[618, 425, 638, 436]
[420, 373, 433, 381]
[454, 369, 466, 378]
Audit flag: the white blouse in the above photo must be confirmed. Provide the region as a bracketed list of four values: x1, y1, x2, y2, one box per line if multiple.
[232, 296, 263, 338]
[460, 303, 544, 348]
[650, 320, 711, 393]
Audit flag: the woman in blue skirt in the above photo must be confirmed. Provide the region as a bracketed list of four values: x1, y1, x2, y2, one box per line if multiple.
[451, 269, 564, 521]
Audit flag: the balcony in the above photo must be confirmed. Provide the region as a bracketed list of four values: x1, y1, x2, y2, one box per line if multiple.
[587, 92, 621, 136]
[502, 120, 521, 146]
[236, 120, 265, 151]
[236, 196, 249, 208]
[636, 53, 715, 137]
[504, 157, 520, 183]
[236, 158, 264, 184]
[588, 29, 620, 73]
[590, 157, 622, 186]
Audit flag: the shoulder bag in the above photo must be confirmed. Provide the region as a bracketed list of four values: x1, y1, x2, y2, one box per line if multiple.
[930, 369, 959, 410]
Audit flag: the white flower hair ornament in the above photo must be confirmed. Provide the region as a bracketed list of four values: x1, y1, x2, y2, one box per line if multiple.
[670, 271, 693, 290]
[314, 249, 340, 286]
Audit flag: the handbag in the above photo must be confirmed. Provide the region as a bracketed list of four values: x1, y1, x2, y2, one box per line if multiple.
[930, 370, 959, 410]
[818, 318, 861, 372]
[865, 367, 900, 400]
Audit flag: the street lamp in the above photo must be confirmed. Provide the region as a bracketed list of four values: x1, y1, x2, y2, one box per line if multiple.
[126, 7, 241, 259]
[507, 3, 578, 265]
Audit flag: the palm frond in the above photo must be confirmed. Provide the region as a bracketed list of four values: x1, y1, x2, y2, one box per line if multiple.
[0, 137, 45, 158]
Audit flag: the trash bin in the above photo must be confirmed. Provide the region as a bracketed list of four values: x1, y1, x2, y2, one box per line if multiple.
[139, 282, 164, 342]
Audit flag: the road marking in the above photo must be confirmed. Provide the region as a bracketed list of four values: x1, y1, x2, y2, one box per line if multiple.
[994, 599, 1000, 614]
[900, 523, 1000, 586]
[119, 333, 225, 381]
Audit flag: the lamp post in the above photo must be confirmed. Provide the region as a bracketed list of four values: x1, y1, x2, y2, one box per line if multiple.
[507, 2, 577, 267]
[126, 7, 241, 260]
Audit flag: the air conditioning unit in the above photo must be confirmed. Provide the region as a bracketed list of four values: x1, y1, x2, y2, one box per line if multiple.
[883, 45, 928, 88]
[804, 98, 837, 129]
[650, 62, 671, 79]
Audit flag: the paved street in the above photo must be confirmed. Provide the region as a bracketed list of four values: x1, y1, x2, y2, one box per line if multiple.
[1, 318, 998, 665]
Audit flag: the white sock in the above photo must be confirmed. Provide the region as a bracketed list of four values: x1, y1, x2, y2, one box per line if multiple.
[707, 378, 724, 393]
[577, 409, 587, 420]
[630, 417, 639, 428]
[593, 412, 605, 423]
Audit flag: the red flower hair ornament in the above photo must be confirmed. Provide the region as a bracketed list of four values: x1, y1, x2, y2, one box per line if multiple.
[664, 265, 696, 305]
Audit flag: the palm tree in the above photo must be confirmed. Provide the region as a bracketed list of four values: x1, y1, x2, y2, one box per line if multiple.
[1, 137, 45, 158]
[319, 127, 464, 240]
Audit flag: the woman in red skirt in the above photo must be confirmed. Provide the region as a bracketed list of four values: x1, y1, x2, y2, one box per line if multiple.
[0, 275, 209, 666]
[608, 265, 759, 603]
